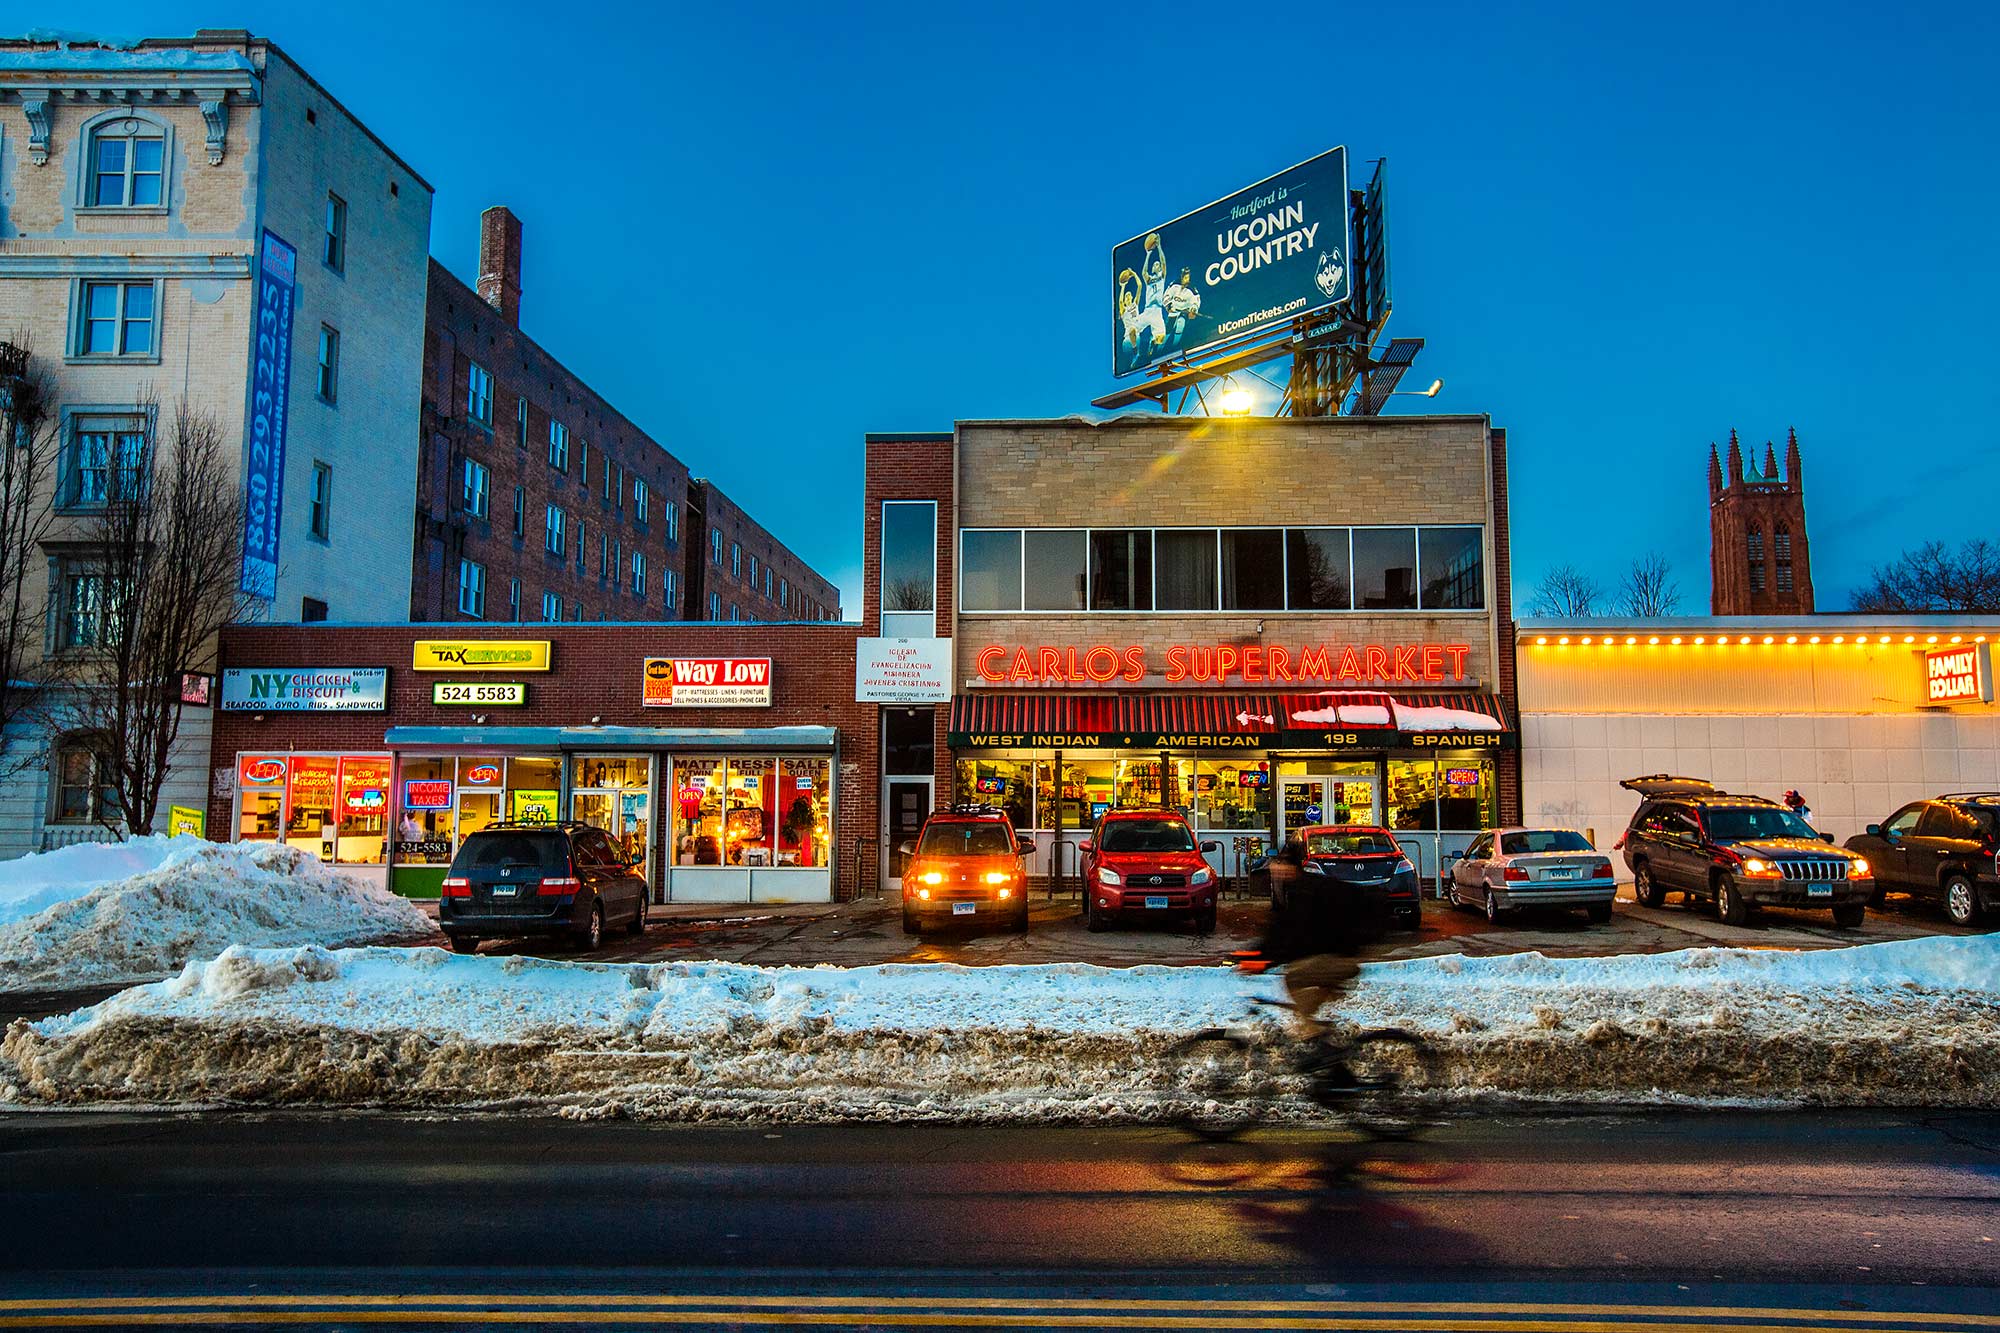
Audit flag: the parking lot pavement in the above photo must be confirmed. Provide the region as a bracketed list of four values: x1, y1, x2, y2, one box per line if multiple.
[459, 881, 1985, 971]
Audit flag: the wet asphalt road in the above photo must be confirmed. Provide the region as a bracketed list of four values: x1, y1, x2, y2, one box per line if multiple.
[0, 1110, 1995, 1328]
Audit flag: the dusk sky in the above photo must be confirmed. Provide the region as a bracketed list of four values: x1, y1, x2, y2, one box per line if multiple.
[31, 0, 1997, 618]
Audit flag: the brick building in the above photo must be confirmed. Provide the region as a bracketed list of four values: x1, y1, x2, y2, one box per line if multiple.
[863, 415, 1522, 893]
[686, 478, 842, 624]
[212, 622, 873, 904]
[1709, 428, 1813, 615]
[412, 207, 839, 627]
[0, 31, 431, 856]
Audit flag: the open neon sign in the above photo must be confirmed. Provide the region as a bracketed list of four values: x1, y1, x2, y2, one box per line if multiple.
[973, 642, 1473, 686]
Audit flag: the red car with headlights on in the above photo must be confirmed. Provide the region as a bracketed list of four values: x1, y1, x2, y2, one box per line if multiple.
[899, 807, 1031, 935]
[1080, 809, 1221, 933]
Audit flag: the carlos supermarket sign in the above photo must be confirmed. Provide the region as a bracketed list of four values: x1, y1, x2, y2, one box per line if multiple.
[643, 657, 773, 707]
[973, 641, 1473, 687]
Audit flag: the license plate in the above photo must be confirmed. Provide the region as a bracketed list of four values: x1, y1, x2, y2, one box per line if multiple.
[952, 901, 976, 916]
[491, 885, 517, 898]
[1546, 867, 1580, 879]
[1807, 883, 1832, 898]
[1146, 895, 1169, 909]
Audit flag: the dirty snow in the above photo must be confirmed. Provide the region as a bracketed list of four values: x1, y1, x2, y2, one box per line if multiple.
[0, 839, 433, 992]
[4, 935, 1994, 1117]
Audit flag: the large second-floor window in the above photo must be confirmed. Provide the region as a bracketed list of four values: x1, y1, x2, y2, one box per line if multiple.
[881, 499, 938, 636]
[458, 559, 486, 619]
[88, 120, 164, 207]
[545, 505, 567, 556]
[56, 565, 108, 651]
[67, 415, 147, 507]
[76, 281, 155, 358]
[549, 419, 570, 471]
[51, 734, 119, 824]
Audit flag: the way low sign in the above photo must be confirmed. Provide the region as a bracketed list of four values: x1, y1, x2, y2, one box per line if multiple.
[221, 667, 388, 712]
[643, 657, 772, 708]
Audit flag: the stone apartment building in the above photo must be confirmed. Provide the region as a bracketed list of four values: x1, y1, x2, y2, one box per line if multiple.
[414, 207, 841, 627]
[0, 30, 431, 856]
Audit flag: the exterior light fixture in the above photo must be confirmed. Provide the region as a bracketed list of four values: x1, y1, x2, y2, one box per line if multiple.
[1951, 636, 1963, 644]
[1879, 635, 1891, 644]
[1535, 636, 1548, 645]
[1832, 635, 1844, 644]
[1927, 635, 1938, 644]
[1763, 636, 1775, 645]
[1739, 635, 1751, 644]
[1217, 376, 1253, 416]
[1786, 636, 1798, 644]
[1903, 635, 1916, 644]
[1580, 636, 1592, 645]
[1648, 636, 1660, 645]
[1557, 636, 1569, 645]
[1693, 636, 1705, 645]
[1808, 636, 1820, 644]
[1670, 636, 1682, 645]
[1625, 636, 1637, 645]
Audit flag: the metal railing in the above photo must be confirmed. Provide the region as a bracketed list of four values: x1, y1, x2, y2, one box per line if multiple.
[40, 825, 127, 852]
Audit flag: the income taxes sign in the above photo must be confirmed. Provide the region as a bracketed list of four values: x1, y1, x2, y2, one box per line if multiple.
[1111, 147, 1351, 376]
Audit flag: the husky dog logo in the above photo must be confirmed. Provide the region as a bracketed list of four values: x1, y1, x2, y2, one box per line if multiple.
[1315, 249, 1345, 299]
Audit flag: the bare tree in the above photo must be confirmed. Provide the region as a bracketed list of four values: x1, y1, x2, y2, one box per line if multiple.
[0, 338, 64, 778]
[1527, 563, 1603, 617]
[884, 575, 933, 613]
[1854, 540, 2000, 613]
[57, 401, 257, 835]
[1619, 552, 1682, 617]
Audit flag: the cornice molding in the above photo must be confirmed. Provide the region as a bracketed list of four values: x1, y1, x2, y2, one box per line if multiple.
[0, 253, 251, 278]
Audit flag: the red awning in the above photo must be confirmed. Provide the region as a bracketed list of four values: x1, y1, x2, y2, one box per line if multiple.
[947, 691, 1513, 748]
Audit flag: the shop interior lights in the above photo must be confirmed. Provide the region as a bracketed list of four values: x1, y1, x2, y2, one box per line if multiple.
[1528, 629, 1997, 650]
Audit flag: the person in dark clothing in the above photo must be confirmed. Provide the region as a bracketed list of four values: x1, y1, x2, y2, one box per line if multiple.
[1242, 839, 1392, 1039]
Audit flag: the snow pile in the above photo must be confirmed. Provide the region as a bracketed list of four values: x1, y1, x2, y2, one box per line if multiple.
[0, 839, 434, 992]
[4, 936, 1995, 1117]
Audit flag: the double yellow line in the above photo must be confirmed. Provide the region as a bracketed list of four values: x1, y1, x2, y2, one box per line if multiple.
[0, 1295, 1994, 1331]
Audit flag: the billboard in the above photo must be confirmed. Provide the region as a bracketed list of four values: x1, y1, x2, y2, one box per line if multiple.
[1111, 147, 1351, 376]
[240, 229, 296, 599]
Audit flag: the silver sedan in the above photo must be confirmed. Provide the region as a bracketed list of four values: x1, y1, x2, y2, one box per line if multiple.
[1448, 827, 1618, 925]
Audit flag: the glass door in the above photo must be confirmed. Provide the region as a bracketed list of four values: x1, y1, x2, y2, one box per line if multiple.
[570, 755, 655, 893]
[1279, 776, 1329, 846]
[883, 777, 933, 894]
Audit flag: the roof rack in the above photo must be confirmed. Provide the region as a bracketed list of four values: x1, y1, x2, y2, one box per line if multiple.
[1936, 791, 2000, 801]
[945, 803, 1007, 818]
[481, 818, 592, 831]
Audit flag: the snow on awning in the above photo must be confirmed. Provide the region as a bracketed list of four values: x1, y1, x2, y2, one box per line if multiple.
[948, 692, 1513, 750]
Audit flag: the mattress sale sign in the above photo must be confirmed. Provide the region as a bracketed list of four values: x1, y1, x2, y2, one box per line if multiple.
[643, 657, 773, 708]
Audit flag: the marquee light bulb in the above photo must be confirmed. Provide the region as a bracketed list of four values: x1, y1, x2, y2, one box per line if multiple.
[1670, 636, 1682, 645]
[1581, 636, 1592, 645]
[1809, 636, 1820, 644]
[1879, 636, 1891, 644]
[1927, 635, 1938, 644]
[1763, 636, 1775, 645]
[1557, 636, 1569, 645]
[1535, 636, 1548, 645]
[1739, 636, 1751, 644]
[1951, 636, 1963, 644]
[1832, 635, 1844, 644]
[1693, 636, 1705, 645]
[1904, 635, 1916, 643]
[1648, 636, 1660, 645]
[1625, 636, 1637, 645]
[1786, 636, 1798, 644]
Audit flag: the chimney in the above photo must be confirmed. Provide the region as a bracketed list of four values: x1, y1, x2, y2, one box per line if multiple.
[477, 206, 523, 326]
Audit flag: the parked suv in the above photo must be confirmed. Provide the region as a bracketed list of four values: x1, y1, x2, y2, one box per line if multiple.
[439, 821, 650, 953]
[1845, 794, 2000, 927]
[900, 806, 1031, 935]
[1080, 809, 1220, 933]
[1616, 776, 1874, 927]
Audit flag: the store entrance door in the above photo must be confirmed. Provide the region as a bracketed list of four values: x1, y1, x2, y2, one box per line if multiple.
[883, 777, 933, 895]
[1279, 767, 1381, 844]
[1279, 777, 1328, 846]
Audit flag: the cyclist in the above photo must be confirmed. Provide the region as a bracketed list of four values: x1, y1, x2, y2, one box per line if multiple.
[1239, 839, 1390, 1043]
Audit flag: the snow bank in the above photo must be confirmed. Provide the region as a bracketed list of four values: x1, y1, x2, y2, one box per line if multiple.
[4, 936, 1995, 1117]
[0, 840, 433, 992]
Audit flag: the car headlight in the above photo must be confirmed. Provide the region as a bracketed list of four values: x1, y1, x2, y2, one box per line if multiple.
[1097, 866, 1120, 886]
[982, 871, 1011, 885]
[1190, 868, 1213, 887]
[918, 871, 944, 886]
[1848, 857, 1869, 877]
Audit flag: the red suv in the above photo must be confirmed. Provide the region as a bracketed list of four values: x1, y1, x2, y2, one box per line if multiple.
[1080, 809, 1220, 933]
[900, 806, 1031, 935]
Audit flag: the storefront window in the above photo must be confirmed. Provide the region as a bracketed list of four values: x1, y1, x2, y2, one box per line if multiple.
[1053, 760, 1116, 828]
[954, 758, 1034, 829]
[336, 757, 390, 865]
[1386, 756, 1494, 831]
[776, 756, 831, 868]
[1286, 528, 1351, 610]
[395, 756, 455, 865]
[236, 754, 287, 843]
[1155, 530, 1218, 610]
[571, 755, 652, 866]
[1022, 529, 1086, 611]
[456, 757, 503, 847]
[506, 755, 560, 823]
[1196, 761, 1273, 831]
[1088, 531, 1151, 611]
[285, 756, 339, 859]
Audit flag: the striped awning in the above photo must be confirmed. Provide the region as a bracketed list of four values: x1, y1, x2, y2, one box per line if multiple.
[947, 691, 1513, 751]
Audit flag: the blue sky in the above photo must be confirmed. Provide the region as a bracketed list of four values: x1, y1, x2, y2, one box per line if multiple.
[26, 0, 1996, 617]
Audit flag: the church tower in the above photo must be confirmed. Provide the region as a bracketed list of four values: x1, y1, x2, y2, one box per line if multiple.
[1709, 428, 1813, 615]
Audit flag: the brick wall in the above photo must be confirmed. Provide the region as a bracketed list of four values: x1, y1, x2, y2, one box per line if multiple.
[691, 480, 842, 623]
[211, 622, 878, 898]
[863, 433, 957, 804]
[1490, 427, 1521, 824]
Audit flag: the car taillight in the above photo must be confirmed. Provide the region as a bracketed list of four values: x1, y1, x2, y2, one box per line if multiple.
[440, 877, 470, 898]
[1592, 859, 1613, 877]
[537, 876, 581, 897]
[1503, 866, 1530, 881]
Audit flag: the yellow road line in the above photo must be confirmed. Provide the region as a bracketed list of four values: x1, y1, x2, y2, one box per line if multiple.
[0, 1312, 1989, 1332]
[0, 1295, 1990, 1324]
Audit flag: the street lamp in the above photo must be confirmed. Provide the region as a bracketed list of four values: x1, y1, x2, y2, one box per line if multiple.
[1389, 378, 1444, 399]
[1217, 377, 1253, 416]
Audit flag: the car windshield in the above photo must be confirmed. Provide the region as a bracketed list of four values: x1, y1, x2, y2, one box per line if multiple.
[917, 822, 1014, 856]
[1306, 830, 1399, 856]
[1101, 819, 1196, 853]
[1705, 806, 1818, 841]
[1501, 830, 1594, 855]
[452, 831, 568, 872]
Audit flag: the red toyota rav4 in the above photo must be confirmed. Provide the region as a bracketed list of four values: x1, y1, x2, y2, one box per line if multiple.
[1080, 808, 1221, 933]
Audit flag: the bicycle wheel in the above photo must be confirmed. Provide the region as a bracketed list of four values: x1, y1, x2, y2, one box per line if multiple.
[1338, 1027, 1444, 1142]
[1163, 1029, 1282, 1143]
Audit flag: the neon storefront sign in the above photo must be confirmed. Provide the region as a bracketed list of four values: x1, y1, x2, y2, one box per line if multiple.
[973, 642, 1473, 687]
